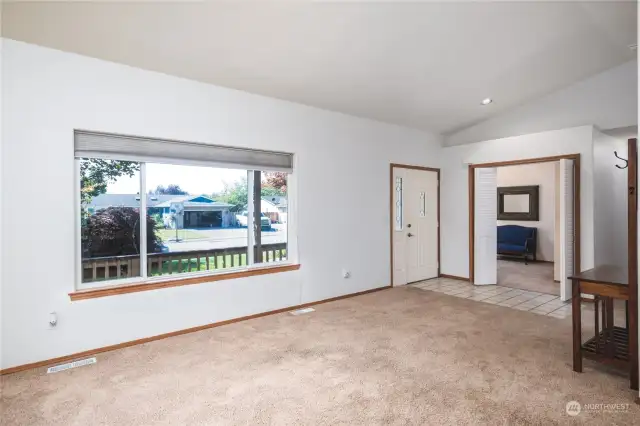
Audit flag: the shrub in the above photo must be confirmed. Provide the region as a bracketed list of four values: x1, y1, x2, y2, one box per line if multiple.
[151, 213, 164, 229]
[82, 207, 163, 257]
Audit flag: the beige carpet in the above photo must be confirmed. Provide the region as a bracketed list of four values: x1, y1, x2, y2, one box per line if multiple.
[2, 287, 638, 425]
[498, 259, 559, 295]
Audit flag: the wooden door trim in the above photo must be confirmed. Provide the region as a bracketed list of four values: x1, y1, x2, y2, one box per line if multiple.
[468, 154, 581, 284]
[390, 164, 440, 287]
[627, 138, 638, 390]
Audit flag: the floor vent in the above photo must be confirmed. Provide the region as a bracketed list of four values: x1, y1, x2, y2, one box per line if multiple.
[47, 357, 97, 374]
[290, 307, 315, 316]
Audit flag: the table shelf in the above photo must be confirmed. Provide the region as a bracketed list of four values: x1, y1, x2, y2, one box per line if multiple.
[571, 265, 638, 390]
[582, 326, 629, 366]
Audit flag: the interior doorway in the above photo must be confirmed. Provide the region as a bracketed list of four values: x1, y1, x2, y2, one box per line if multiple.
[469, 155, 581, 301]
[390, 164, 440, 286]
[493, 161, 560, 295]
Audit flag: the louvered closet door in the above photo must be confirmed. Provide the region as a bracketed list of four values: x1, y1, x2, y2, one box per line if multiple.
[474, 168, 498, 285]
[559, 159, 575, 301]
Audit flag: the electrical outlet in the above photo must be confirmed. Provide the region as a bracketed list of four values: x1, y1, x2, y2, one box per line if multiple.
[48, 312, 58, 329]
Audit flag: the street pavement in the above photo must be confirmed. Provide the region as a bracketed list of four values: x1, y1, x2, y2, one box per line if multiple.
[163, 224, 287, 252]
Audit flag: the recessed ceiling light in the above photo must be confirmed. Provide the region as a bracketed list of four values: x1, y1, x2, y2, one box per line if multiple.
[481, 98, 493, 105]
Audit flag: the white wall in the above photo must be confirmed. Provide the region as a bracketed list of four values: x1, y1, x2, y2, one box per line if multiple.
[496, 162, 557, 262]
[440, 125, 595, 278]
[592, 128, 630, 267]
[0, 39, 442, 370]
[446, 60, 638, 146]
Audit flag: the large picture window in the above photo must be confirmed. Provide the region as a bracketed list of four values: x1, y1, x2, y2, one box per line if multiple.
[77, 131, 292, 287]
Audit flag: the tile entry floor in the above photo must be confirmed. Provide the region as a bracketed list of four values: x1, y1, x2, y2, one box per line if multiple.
[497, 259, 558, 295]
[411, 277, 572, 319]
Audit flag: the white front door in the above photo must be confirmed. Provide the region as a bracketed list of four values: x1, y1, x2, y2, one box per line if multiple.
[392, 167, 439, 285]
[474, 167, 498, 285]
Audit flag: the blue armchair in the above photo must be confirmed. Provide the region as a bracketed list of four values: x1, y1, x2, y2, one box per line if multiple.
[497, 225, 537, 264]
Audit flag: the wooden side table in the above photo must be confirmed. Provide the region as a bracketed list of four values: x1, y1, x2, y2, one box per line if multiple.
[571, 265, 638, 390]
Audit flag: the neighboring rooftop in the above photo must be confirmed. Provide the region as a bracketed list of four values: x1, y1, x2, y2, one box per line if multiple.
[86, 194, 232, 210]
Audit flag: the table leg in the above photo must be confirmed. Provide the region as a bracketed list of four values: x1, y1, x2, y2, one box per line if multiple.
[625, 300, 629, 330]
[602, 299, 606, 334]
[605, 297, 615, 358]
[572, 279, 582, 373]
[630, 296, 639, 391]
[594, 297, 600, 354]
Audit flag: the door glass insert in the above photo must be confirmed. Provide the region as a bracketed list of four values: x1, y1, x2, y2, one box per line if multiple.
[395, 177, 403, 231]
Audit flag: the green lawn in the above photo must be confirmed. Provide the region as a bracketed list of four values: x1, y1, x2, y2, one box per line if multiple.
[157, 229, 209, 241]
[149, 253, 248, 276]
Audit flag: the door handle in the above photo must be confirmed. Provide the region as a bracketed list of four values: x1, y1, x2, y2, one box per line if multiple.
[407, 233, 414, 237]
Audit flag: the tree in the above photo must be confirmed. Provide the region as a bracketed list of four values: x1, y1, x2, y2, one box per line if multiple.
[260, 186, 283, 197]
[215, 174, 288, 212]
[80, 159, 139, 205]
[79, 159, 162, 257]
[150, 184, 189, 195]
[215, 177, 248, 212]
[262, 172, 287, 195]
[82, 207, 163, 257]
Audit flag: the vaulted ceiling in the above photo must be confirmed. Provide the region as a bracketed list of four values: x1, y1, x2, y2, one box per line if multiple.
[2, 1, 637, 135]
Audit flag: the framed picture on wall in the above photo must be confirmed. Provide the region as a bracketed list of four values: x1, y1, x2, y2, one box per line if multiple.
[497, 185, 539, 221]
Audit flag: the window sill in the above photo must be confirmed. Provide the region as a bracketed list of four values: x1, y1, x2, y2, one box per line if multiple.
[69, 264, 301, 301]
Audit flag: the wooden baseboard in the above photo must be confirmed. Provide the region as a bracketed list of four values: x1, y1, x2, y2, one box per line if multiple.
[0, 285, 391, 376]
[439, 274, 470, 282]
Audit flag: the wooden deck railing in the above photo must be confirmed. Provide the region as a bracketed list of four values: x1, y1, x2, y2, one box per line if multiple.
[82, 243, 287, 283]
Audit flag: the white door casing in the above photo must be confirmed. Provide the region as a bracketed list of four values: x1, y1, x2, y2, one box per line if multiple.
[559, 159, 575, 301]
[474, 167, 498, 285]
[392, 167, 439, 286]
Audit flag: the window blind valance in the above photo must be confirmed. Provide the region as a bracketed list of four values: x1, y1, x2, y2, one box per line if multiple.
[74, 130, 294, 172]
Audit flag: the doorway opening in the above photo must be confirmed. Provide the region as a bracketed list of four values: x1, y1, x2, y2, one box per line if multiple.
[495, 162, 559, 295]
[469, 155, 581, 301]
[390, 164, 440, 286]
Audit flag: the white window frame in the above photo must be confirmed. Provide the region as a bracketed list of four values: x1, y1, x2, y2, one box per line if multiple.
[75, 158, 295, 290]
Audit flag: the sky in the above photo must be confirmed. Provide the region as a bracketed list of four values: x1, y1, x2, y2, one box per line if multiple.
[107, 163, 247, 195]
